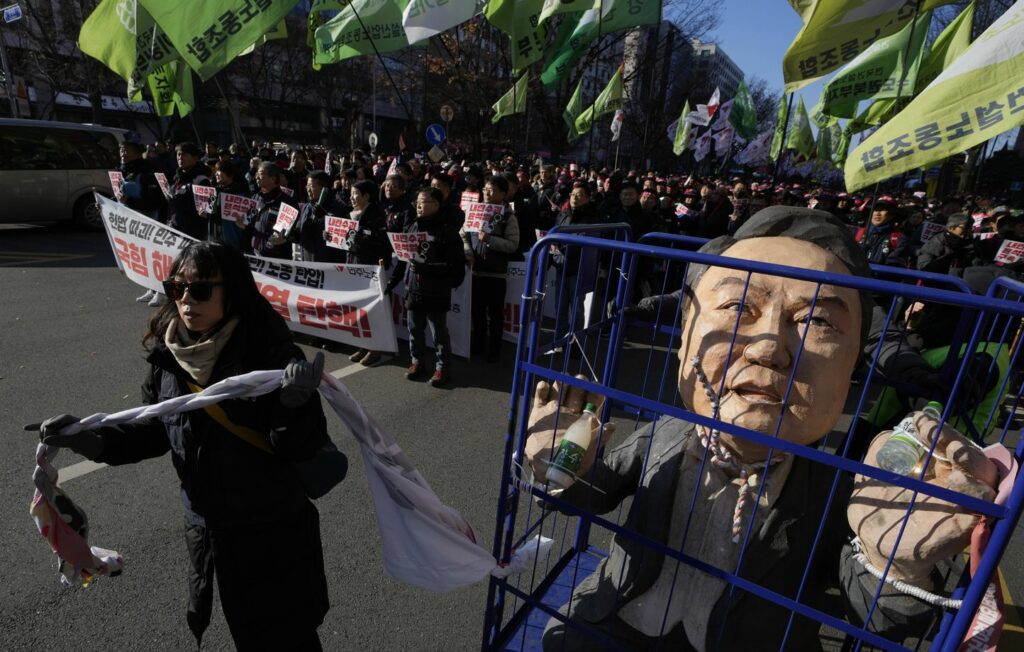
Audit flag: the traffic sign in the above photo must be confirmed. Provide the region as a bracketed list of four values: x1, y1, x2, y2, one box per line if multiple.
[425, 123, 446, 146]
[3, 3, 22, 23]
[368, 132, 378, 150]
[440, 104, 454, 123]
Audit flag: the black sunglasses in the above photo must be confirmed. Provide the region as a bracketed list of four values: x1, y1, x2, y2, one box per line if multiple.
[162, 280, 223, 302]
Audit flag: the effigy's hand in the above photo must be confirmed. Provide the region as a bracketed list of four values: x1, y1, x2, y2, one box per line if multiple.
[848, 412, 998, 586]
[524, 375, 610, 484]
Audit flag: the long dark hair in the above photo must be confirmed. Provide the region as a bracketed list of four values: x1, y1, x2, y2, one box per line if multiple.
[144, 242, 270, 347]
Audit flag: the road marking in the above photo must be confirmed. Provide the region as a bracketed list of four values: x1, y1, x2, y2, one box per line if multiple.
[55, 363, 373, 483]
[0, 251, 94, 266]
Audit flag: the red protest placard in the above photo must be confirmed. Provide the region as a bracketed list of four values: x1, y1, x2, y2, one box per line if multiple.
[388, 231, 430, 262]
[220, 193, 257, 223]
[192, 185, 216, 214]
[459, 191, 480, 212]
[154, 172, 172, 199]
[108, 171, 124, 196]
[463, 202, 504, 233]
[920, 221, 945, 242]
[325, 215, 360, 250]
[994, 239, 1024, 265]
[274, 203, 299, 235]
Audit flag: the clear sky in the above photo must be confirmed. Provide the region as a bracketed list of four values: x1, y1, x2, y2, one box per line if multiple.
[710, 1, 823, 121]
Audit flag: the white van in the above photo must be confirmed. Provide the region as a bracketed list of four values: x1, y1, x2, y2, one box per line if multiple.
[0, 118, 127, 228]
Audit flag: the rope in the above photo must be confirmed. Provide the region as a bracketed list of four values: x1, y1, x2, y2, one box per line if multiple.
[690, 356, 784, 544]
[850, 538, 963, 609]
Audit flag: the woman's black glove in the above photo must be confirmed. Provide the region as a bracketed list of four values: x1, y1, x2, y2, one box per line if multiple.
[35, 414, 104, 459]
[280, 352, 325, 408]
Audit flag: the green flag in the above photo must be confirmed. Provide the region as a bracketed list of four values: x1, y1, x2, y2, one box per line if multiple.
[844, 1, 1024, 190]
[492, 73, 530, 124]
[240, 19, 288, 57]
[818, 10, 931, 120]
[769, 94, 790, 161]
[539, 0, 593, 26]
[147, 61, 194, 118]
[834, 125, 853, 167]
[485, 0, 548, 72]
[729, 80, 757, 140]
[783, 0, 954, 92]
[815, 116, 841, 164]
[540, 0, 661, 87]
[314, 0, 410, 65]
[78, 0, 177, 99]
[573, 63, 624, 134]
[138, 0, 299, 80]
[787, 96, 815, 160]
[916, 1, 975, 91]
[672, 100, 692, 156]
[563, 78, 585, 132]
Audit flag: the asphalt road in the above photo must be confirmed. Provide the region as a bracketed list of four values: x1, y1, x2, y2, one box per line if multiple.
[3, 224, 1023, 651]
[0, 224, 514, 651]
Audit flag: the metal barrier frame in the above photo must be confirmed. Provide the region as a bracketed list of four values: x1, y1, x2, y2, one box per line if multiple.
[482, 232, 1024, 652]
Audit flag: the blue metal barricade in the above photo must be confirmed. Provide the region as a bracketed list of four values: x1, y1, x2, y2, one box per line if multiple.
[482, 233, 1024, 652]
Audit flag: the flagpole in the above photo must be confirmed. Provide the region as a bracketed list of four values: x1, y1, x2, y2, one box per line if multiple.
[770, 94, 795, 185]
[586, 0, 606, 169]
[614, 131, 621, 170]
[348, 1, 415, 123]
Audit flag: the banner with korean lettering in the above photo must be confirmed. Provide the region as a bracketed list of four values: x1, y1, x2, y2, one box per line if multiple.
[108, 171, 124, 197]
[459, 191, 480, 212]
[326, 215, 361, 250]
[274, 203, 299, 235]
[463, 202, 505, 233]
[96, 194, 398, 353]
[192, 185, 217, 214]
[139, 0, 300, 80]
[844, 1, 1024, 191]
[389, 275, 471, 359]
[995, 239, 1024, 265]
[154, 173, 173, 200]
[314, 0, 411, 65]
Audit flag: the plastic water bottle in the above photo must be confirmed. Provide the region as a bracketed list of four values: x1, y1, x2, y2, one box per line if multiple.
[546, 403, 599, 490]
[875, 401, 944, 475]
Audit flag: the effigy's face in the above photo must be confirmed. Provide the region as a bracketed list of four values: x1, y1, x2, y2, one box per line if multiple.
[678, 237, 862, 461]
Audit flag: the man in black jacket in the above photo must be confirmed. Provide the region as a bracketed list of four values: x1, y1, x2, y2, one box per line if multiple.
[387, 188, 466, 387]
[168, 142, 213, 241]
[117, 141, 164, 220]
[916, 212, 974, 276]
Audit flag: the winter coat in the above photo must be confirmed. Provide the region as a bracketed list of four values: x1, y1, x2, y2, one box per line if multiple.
[916, 230, 975, 276]
[511, 186, 541, 258]
[856, 223, 906, 266]
[388, 211, 467, 312]
[347, 203, 392, 266]
[118, 158, 164, 217]
[461, 206, 520, 277]
[382, 194, 416, 233]
[91, 304, 331, 644]
[248, 188, 297, 259]
[168, 164, 213, 240]
[289, 194, 347, 263]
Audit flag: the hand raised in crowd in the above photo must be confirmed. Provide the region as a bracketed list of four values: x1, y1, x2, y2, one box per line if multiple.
[280, 352, 326, 409]
[524, 375, 612, 484]
[848, 411, 999, 586]
[32, 414, 104, 459]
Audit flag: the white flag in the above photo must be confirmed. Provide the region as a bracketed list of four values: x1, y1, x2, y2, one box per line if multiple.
[696, 86, 721, 121]
[402, 0, 477, 45]
[711, 99, 734, 131]
[735, 130, 773, 165]
[693, 131, 713, 161]
[610, 109, 625, 142]
[711, 126, 735, 158]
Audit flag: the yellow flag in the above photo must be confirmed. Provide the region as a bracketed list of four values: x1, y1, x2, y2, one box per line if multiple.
[844, 1, 1024, 191]
[783, 0, 955, 92]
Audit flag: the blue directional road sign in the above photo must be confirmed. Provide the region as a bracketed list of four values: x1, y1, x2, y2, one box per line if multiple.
[425, 123, 446, 146]
[3, 3, 23, 23]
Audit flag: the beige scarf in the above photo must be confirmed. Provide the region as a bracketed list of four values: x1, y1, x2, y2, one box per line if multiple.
[164, 316, 240, 386]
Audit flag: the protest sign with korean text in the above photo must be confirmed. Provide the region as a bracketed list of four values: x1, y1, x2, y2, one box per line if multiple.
[95, 194, 397, 352]
[388, 231, 432, 262]
[995, 240, 1024, 265]
[462, 202, 505, 233]
[220, 192, 257, 223]
[108, 171, 124, 196]
[192, 185, 216, 214]
[921, 221, 945, 242]
[154, 172, 172, 199]
[326, 215, 360, 251]
[273, 203, 299, 235]
[459, 191, 480, 212]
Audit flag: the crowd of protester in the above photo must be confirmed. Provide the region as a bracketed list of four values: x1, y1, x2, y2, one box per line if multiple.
[113, 138, 1023, 394]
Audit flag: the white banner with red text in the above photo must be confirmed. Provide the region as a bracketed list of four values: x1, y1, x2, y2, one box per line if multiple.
[96, 194, 398, 353]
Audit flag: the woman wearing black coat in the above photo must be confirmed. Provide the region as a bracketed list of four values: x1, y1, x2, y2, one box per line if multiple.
[37, 242, 334, 650]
